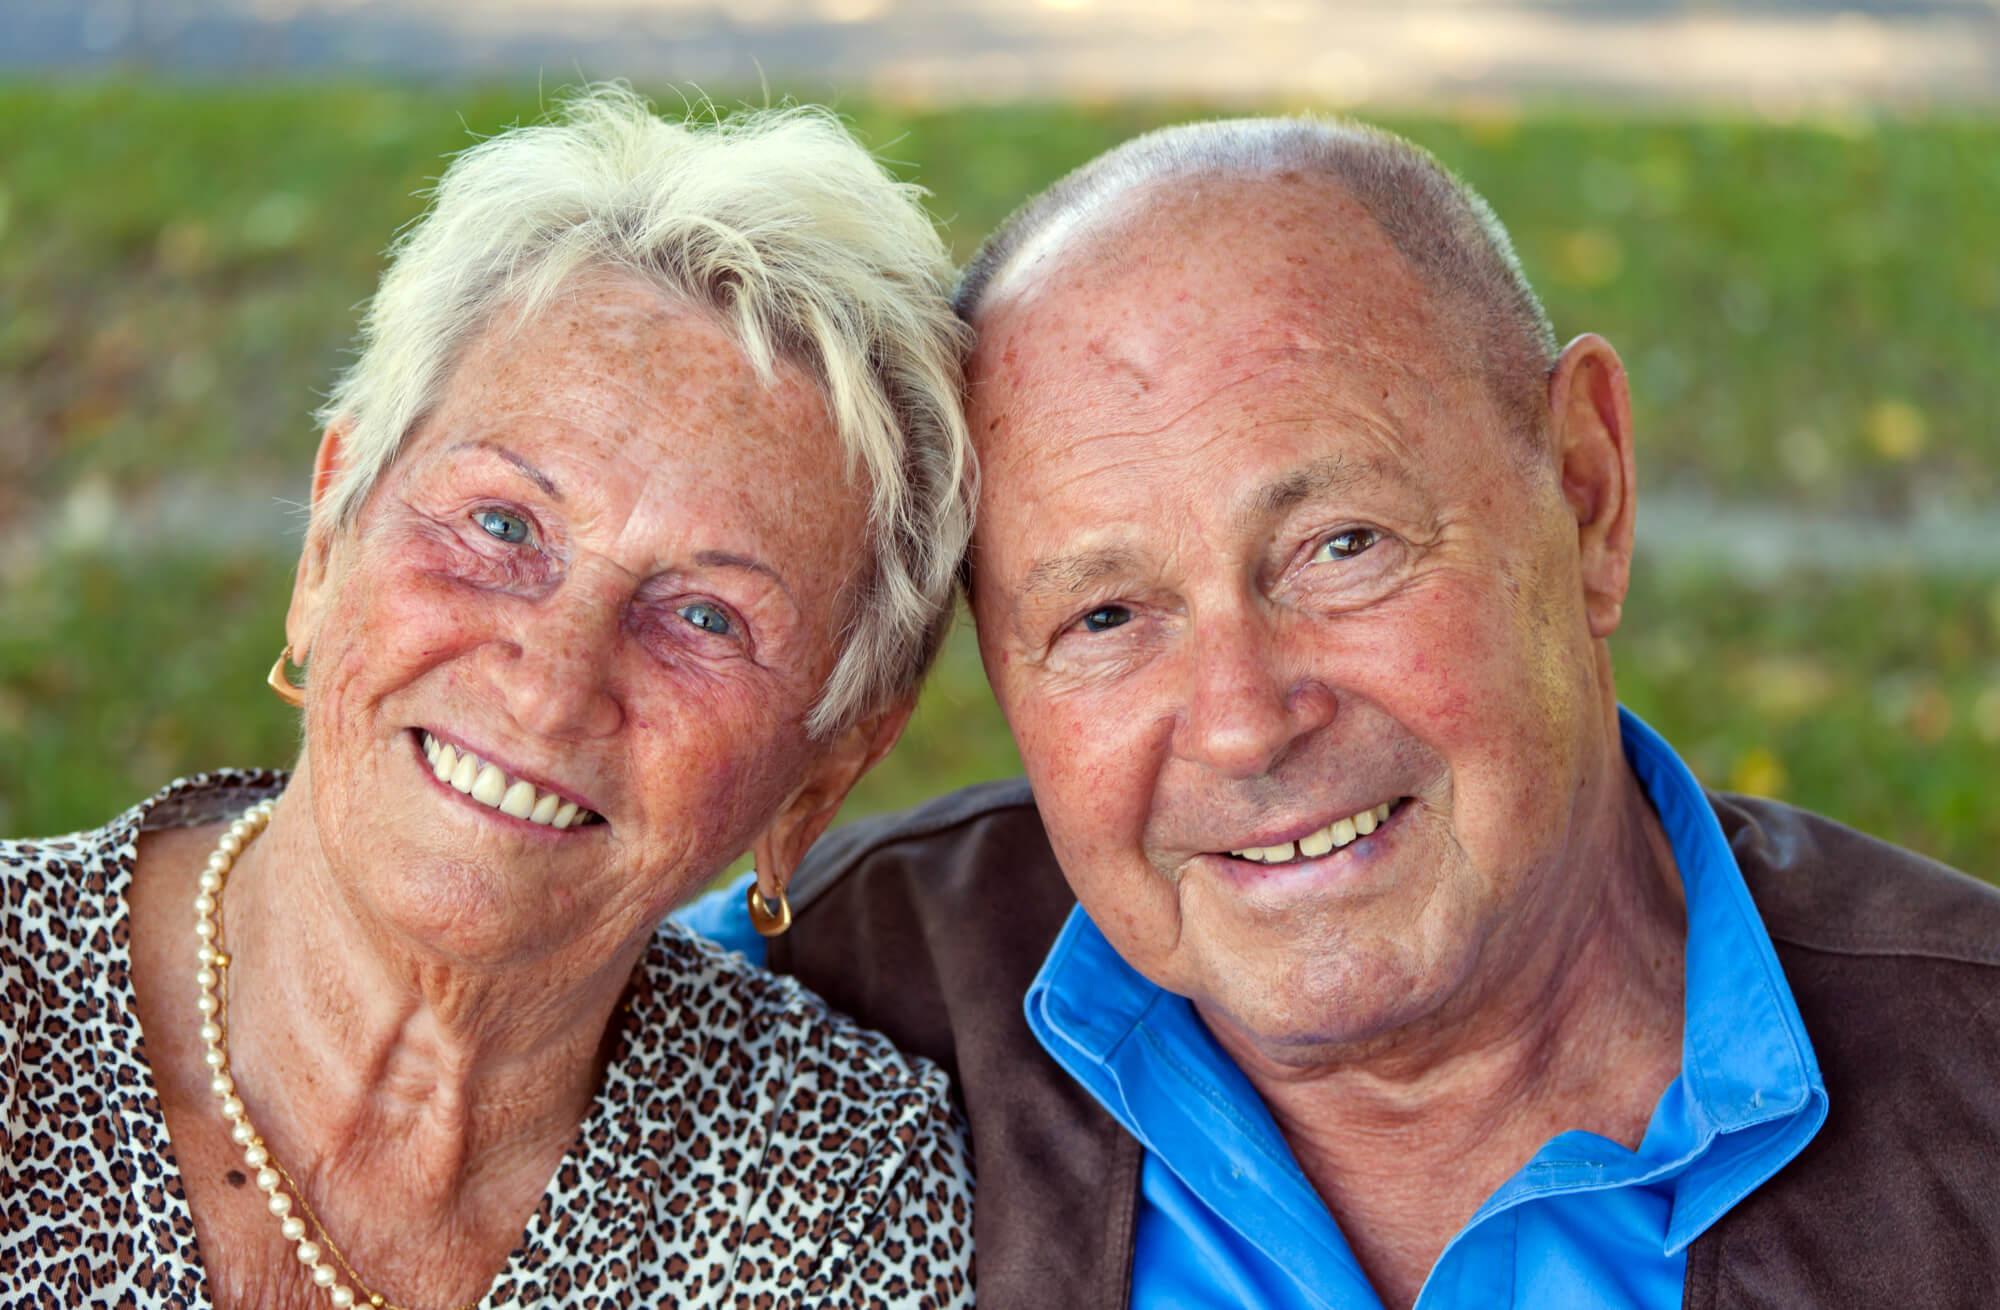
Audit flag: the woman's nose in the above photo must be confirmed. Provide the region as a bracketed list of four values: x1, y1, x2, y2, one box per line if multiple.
[492, 584, 625, 741]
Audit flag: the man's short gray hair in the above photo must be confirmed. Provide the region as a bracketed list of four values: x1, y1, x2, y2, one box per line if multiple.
[317, 85, 973, 737]
[955, 116, 1558, 446]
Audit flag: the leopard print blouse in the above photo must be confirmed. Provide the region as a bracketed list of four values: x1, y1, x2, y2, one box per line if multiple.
[1, 772, 975, 1307]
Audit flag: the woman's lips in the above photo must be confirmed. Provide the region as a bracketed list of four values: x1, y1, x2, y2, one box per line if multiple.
[418, 730, 602, 828]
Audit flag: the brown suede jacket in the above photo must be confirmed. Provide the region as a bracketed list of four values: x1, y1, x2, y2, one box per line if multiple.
[767, 779, 2000, 1309]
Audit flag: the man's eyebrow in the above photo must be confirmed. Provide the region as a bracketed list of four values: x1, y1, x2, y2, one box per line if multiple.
[450, 441, 563, 500]
[1250, 454, 1407, 520]
[1019, 548, 1142, 601]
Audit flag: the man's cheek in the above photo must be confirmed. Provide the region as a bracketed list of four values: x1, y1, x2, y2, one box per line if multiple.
[1017, 678, 1126, 771]
[1361, 594, 1511, 741]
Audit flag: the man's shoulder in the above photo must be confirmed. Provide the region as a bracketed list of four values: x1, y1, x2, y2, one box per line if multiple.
[773, 778, 1072, 1078]
[1709, 790, 2000, 967]
[1709, 788, 2000, 1073]
[789, 777, 1051, 910]
[1694, 793, 2000, 1304]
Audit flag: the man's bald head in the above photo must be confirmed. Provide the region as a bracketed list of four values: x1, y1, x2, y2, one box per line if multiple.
[954, 116, 1559, 447]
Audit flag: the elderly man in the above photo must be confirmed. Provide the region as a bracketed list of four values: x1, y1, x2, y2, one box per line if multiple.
[684, 119, 2000, 1308]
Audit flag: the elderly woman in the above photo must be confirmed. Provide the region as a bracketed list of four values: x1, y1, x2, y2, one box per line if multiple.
[1, 87, 975, 1307]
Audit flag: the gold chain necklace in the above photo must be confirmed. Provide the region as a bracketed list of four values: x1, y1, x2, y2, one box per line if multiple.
[192, 800, 478, 1310]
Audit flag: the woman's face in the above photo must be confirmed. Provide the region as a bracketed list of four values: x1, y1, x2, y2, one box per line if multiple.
[286, 277, 877, 967]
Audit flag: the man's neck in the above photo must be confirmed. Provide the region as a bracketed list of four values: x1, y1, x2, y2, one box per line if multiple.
[1201, 768, 1688, 1310]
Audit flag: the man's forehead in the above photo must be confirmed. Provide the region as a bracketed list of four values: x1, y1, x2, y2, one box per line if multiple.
[971, 174, 1440, 412]
[981, 170, 1420, 322]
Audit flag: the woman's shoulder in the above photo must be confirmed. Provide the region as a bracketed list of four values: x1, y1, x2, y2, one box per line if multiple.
[616, 921, 968, 1192]
[4, 771, 287, 940]
[640, 919, 954, 1105]
[3, 770, 292, 1055]
[2, 796, 145, 966]
[2, 772, 286, 1306]
[546, 922, 973, 1307]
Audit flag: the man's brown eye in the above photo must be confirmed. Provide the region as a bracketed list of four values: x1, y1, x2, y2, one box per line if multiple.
[1313, 528, 1378, 562]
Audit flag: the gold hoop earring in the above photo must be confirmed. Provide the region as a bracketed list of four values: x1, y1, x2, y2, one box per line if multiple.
[266, 644, 306, 708]
[746, 880, 793, 937]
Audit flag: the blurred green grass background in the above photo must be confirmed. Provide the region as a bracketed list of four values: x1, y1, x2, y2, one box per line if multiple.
[2, 82, 1995, 879]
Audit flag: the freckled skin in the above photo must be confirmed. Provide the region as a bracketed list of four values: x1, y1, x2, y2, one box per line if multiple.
[286, 276, 873, 970]
[969, 174, 1665, 1067]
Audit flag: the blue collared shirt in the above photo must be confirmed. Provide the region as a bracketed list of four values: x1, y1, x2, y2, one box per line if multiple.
[677, 710, 1827, 1308]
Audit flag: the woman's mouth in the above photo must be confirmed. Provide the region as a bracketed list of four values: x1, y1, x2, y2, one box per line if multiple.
[418, 730, 602, 829]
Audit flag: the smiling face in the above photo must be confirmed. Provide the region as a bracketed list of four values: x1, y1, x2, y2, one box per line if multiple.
[967, 175, 1631, 1065]
[285, 276, 877, 967]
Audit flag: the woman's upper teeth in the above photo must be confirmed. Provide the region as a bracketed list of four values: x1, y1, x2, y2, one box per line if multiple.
[422, 732, 594, 828]
[1231, 802, 1393, 863]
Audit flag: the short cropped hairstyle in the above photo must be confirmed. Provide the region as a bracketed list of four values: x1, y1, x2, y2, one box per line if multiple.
[954, 116, 1558, 446]
[316, 85, 973, 737]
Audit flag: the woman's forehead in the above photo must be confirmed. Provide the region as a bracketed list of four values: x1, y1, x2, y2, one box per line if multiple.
[378, 284, 865, 577]
[453, 283, 804, 419]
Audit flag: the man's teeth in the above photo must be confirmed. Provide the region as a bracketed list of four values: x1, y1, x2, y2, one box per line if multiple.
[1232, 802, 1393, 864]
[422, 732, 594, 829]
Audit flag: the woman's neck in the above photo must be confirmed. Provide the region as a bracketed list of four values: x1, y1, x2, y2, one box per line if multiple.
[130, 783, 649, 1307]
[214, 790, 640, 1202]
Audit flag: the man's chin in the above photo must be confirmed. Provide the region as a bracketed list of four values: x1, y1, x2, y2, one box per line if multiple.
[1186, 949, 1468, 1071]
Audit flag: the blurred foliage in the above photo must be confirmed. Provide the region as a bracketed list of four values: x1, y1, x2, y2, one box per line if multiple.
[1, 81, 1994, 880]
[1618, 567, 2000, 876]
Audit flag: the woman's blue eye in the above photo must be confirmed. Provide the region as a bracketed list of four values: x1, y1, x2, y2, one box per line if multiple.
[1313, 528, 1378, 562]
[1082, 606, 1131, 633]
[678, 602, 733, 636]
[474, 508, 529, 544]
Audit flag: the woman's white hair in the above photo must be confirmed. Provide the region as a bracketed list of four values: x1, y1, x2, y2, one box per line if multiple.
[316, 84, 973, 737]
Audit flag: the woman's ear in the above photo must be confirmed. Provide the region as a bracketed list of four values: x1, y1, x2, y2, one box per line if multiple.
[1546, 334, 1638, 639]
[749, 698, 917, 901]
[283, 419, 353, 657]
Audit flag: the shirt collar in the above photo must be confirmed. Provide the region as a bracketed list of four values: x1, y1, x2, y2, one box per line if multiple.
[1620, 707, 1819, 1133]
[1614, 708, 1826, 1246]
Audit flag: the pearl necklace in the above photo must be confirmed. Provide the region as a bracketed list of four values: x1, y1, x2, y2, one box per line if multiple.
[193, 800, 475, 1310]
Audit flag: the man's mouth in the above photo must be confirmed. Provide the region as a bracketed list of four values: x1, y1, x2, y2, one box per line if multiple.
[1227, 800, 1399, 865]
[418, 730, 602, 829]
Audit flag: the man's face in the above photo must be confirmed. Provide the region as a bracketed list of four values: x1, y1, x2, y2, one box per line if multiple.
[968, 176, 1622, 1066]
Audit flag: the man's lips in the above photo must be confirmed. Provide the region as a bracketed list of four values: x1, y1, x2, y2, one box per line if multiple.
[416, 729, 603, 829]
[1221, 797, 1406, 865]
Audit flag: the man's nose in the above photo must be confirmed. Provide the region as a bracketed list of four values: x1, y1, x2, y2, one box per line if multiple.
[491, 582, 625, 741]
[1171, 606, 1334, 780]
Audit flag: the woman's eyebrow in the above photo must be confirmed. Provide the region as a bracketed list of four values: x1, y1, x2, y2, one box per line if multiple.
[689, 550, 798, 606]
[449, 441, 563, 500]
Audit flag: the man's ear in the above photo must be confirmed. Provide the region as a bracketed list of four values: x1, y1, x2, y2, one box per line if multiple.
[283, 419, 353, 658]
[1547, 334, 1637, 639]
[749, 698, 917, 902]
